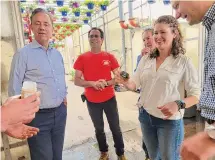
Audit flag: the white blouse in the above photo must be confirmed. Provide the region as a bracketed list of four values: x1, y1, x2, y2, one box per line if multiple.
[132, 54, 201, 120]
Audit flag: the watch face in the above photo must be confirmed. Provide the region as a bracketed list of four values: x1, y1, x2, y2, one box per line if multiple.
[182, 103, 186, 109]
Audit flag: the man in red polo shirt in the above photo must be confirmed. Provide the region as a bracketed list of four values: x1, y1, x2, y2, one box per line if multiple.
[73, 27, 126, 160]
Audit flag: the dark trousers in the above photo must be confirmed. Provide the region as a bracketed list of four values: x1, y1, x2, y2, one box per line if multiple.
[27, 103, 67, 160]
[86, 96, 124, 156]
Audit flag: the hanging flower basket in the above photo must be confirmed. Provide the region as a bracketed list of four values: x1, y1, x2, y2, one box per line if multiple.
[83, 17, 89, 24]
[55, 24, 62, 29]
[147, 0, 156, 4]
[58, 6, 70, 16]
[69, 1, 79, 8]
[24, 32, 29, 38]
[38, 0, 45, 5]
[20, 0, 26, 2]
[20, 4, 25, 13]
[21, 8, 24, 13]
[29, 4, 37, 12]
[100, 5, 107, 11]
[86, 12, 92, 17]
[61, 17, 69, 22]
[84, 9, 93, 17]
[74, 12, 80, 17]
[163, 0, 170, 5]
[87, 3, 94, 9]
[56, 0, 64, 6]
[83, 20, 89, 24]
[62, 11, 67, 16]
[72, 8, 81, 17]
[84, 0, 95, 9]
[98, 0, 109, 11]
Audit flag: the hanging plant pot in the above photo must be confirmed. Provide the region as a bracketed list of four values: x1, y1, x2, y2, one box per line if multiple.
[61, 17, 68, 22]
[100, 5, 107, 11]
[83, 20, 89, 24]
[56, 0, 64, 6]
[86, 12, 91, 17]
[163, 0, 170, 5]
[74, 12, 80, 17]
[21, 8, 24, 13]
[24, 32, 29, 38]
[87, 3, 94, 10]
[61, 11, 67, 16]
[38, 0, 45, 5]
[20, 0, 26, 2]
[147, 0, 156, 4]
[70, 2, 79, 8]
[56, 25, 61, 29]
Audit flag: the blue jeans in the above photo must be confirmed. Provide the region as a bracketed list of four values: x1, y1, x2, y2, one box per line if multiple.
[27, 103, 67, 160]
[139, 107, 183, 160]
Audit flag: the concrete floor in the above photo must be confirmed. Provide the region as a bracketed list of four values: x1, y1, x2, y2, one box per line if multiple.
[63, 80, 146, 160]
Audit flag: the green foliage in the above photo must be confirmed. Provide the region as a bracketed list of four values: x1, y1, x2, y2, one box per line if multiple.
[98, 0, 110, 6]
[72, 8, 81, 13]
[58, 6, 70, 12]
[84, 0, 96, 5]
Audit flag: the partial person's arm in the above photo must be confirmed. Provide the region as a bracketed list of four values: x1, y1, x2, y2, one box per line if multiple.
[115, 55, 146, 91]
[5, 123, 39, 139]
[115, 70, 138, 91]
[106, 67, 119, 86]
[74, 70, 106, 90]
[183, 58, 201, 107]
[1, 93, 40, 132]
[74, 70, 94, 88]
[8, 51, 27, 96]
[180, 132, 215, 160]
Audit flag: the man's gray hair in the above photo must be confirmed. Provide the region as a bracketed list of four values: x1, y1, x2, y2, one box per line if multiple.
[30, 8, 53, 25]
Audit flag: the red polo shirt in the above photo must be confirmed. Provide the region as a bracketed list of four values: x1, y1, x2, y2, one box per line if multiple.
[74, 51, 119, 103]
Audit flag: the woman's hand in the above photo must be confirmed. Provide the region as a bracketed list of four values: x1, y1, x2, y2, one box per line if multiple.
[157, 101, 179, 119]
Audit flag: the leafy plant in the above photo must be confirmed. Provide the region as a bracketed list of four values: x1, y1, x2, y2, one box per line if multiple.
[47, 7, 55, 12]
[84, 0, 96, 5]
[72, 8, 80, 13]
[83, 17, 89, 21]
[98, 0, 110, 6]
[69, 70, 75, 81]
[20, 3, 25, 9]
[29, 4, 36, 11]
[58, 6, 70, 12]
[69, 1, 80, 8]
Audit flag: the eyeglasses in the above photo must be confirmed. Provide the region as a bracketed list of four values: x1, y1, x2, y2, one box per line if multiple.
[89, 35, 100, 38]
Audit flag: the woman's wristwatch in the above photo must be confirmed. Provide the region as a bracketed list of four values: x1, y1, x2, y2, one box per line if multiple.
[175, 100, 186, 110]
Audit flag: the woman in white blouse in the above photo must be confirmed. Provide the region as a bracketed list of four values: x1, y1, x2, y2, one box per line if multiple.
[116, 15, 200, 160]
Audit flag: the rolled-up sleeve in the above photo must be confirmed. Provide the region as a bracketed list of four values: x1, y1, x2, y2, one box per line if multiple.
[184, 58, 201, 99]
[8, 51, 27, 96]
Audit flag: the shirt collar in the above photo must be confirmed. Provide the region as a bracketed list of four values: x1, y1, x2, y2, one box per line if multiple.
[202, 3, 215, 30]
[30, 40, 53, 50]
